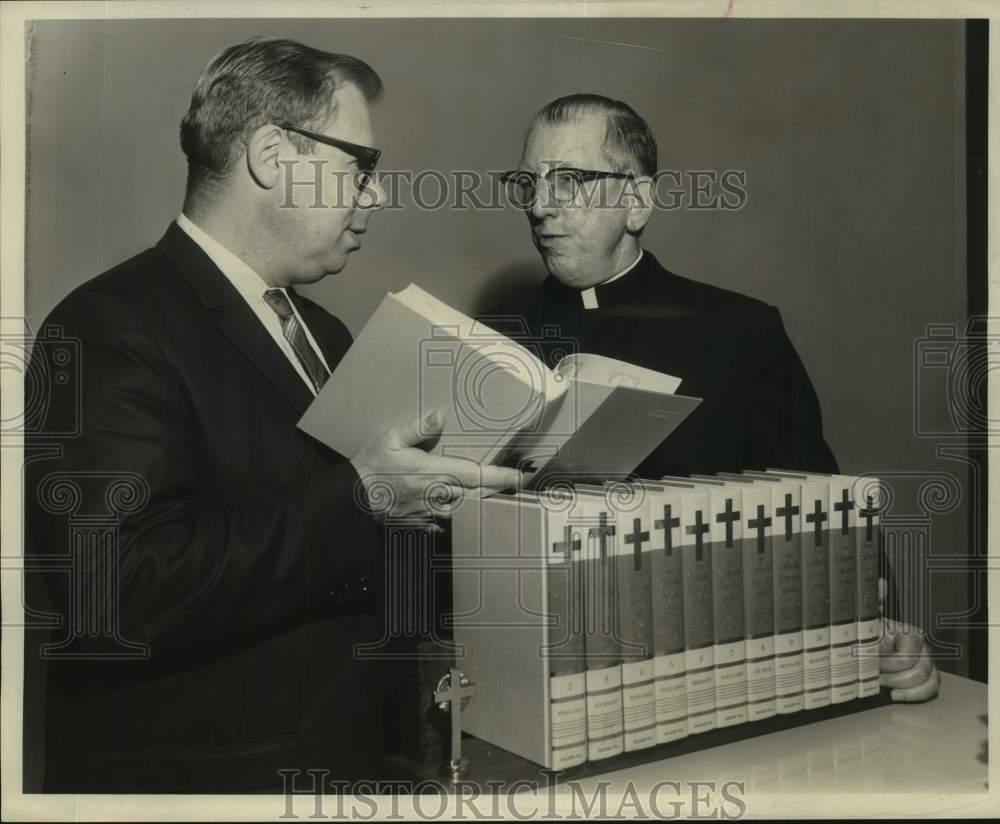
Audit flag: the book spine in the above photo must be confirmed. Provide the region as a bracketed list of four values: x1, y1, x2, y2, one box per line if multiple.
[617, 498, 657, 752]
[710, 490, 748, 728]
[801, 482, 832, 710]
[742, 488, 777, 721]
[649, 492, 688, 744]
[828, 479, 859, 705]
[856, 480, 881, 698]
[653, 653, 688, 743]
[620, 659, 657, 751]
[583, 666, 623, 760]
[681, 492, 716, 734]
[549, 675, 588, 769]
[545, 511, 588, 769]
[582, 503, 624, 760]
[772, 485, 804, 714]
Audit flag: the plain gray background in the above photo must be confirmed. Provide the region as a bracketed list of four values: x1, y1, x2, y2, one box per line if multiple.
[24, 19, 975, 675]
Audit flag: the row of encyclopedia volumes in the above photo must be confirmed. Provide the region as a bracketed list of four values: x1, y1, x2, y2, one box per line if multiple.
[450, 470, 883, 771]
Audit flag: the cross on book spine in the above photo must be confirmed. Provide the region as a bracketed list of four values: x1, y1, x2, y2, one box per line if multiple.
[776, 493, 799, 541]
[552, 524, 581, 556]
[860, 494, 880, 542]
[686, 510, 709, 561]
[624, 517, 650, 571]
[805, 498, 828, 548]
[716, 497, 740, 548]
[589, 511, 616, 562]
[834, 488, 854, 535]
[748, 504, 772, 554]
[655, 504, 679, 556]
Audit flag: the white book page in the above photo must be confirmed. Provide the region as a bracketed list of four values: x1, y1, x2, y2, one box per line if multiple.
[392, 283, 567, 401]
[555, 353, 682, 395]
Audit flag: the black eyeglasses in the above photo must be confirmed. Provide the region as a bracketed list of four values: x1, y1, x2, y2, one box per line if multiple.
[279, 123, 381, 187]
[500, 167, 635, 208]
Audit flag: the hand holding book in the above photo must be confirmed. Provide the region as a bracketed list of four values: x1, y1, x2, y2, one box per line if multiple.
[350, 408, 523, 528]
[299, 284, 701, 487]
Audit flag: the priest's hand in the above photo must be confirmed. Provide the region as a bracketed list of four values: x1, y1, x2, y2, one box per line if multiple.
[877, 578, 941, 702]
[350, 409, 522, 527]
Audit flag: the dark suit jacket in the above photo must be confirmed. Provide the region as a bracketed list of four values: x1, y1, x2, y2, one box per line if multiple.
[25, 222, 386, 793]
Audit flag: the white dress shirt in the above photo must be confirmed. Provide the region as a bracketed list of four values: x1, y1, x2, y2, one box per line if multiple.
[580, 249, 644, 309]
[176, 214, 332, 395]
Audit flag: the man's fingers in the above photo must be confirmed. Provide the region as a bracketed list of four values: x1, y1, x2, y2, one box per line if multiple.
[442, 461, 521, 491]
[878, 619, 925, 673]
[877, 624, 896, 658]
[889, 665, 941, 703]
[880, 637, 923, 673]
[478, 465, 524, 490]
[420, 484, 467, 517]
[403, 454, 522, 490]
[389, 409, 446, 449]
[880, 644, 933, 689]
[391, 514, 445, 534]
[407, 457, 484, 488]
[876, 616, 905, 658]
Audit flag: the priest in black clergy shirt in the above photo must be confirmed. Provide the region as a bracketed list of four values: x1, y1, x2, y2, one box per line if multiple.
[490, 93, 939, 703]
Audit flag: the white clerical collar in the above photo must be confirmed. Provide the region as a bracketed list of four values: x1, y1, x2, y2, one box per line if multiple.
[580, 249, 644, 309]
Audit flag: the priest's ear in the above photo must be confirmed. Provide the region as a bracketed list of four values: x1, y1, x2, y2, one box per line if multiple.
[245, 123, 286, 191]
[624, 176, 655, 234]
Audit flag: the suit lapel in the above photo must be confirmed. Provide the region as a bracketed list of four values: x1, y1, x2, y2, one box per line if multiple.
[156, 222, 314, 415]
[216, 301, 315, 415]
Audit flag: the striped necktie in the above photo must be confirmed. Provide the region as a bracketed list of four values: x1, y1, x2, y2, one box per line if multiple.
[262, 289, 329, 392]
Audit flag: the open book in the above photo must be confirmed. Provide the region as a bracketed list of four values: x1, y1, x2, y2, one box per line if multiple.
[298, 284, 701, 487]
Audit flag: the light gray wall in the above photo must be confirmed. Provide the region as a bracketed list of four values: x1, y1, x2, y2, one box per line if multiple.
[25, 19, 972, 673]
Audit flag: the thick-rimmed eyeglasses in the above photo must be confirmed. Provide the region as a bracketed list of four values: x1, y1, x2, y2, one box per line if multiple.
[499, 167, 635, 209]
[279, 123, 381, 188]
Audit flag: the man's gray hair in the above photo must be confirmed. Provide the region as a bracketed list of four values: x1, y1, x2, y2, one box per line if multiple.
[531, 93, 658, 177]
[180, 36, 382, 197]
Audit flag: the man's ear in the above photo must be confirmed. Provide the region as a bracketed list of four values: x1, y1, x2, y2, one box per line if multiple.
[246, 124, 285, 190]
[625, 176, 654, 234]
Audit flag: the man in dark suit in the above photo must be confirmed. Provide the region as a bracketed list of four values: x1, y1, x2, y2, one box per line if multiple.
[495, 93, 939, 703]
[24, 36, 519, 794]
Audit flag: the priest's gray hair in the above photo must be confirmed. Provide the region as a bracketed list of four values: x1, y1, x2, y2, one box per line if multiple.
[530, 93, 658, 177]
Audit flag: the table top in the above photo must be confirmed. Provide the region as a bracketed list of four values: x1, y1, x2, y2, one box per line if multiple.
[571, 672, 987, 795]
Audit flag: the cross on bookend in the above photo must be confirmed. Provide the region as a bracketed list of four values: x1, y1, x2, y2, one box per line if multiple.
[434, 667, 476, 781]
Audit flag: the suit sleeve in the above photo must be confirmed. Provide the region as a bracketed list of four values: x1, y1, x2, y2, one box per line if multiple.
[25, 290, 382, 664]
[742, 305, 839, 473]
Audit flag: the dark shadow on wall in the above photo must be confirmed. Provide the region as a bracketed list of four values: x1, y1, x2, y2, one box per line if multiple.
[467, 261, 544, 320]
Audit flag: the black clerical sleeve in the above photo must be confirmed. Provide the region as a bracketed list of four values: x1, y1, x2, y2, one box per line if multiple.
[743, 305, 838, 473]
